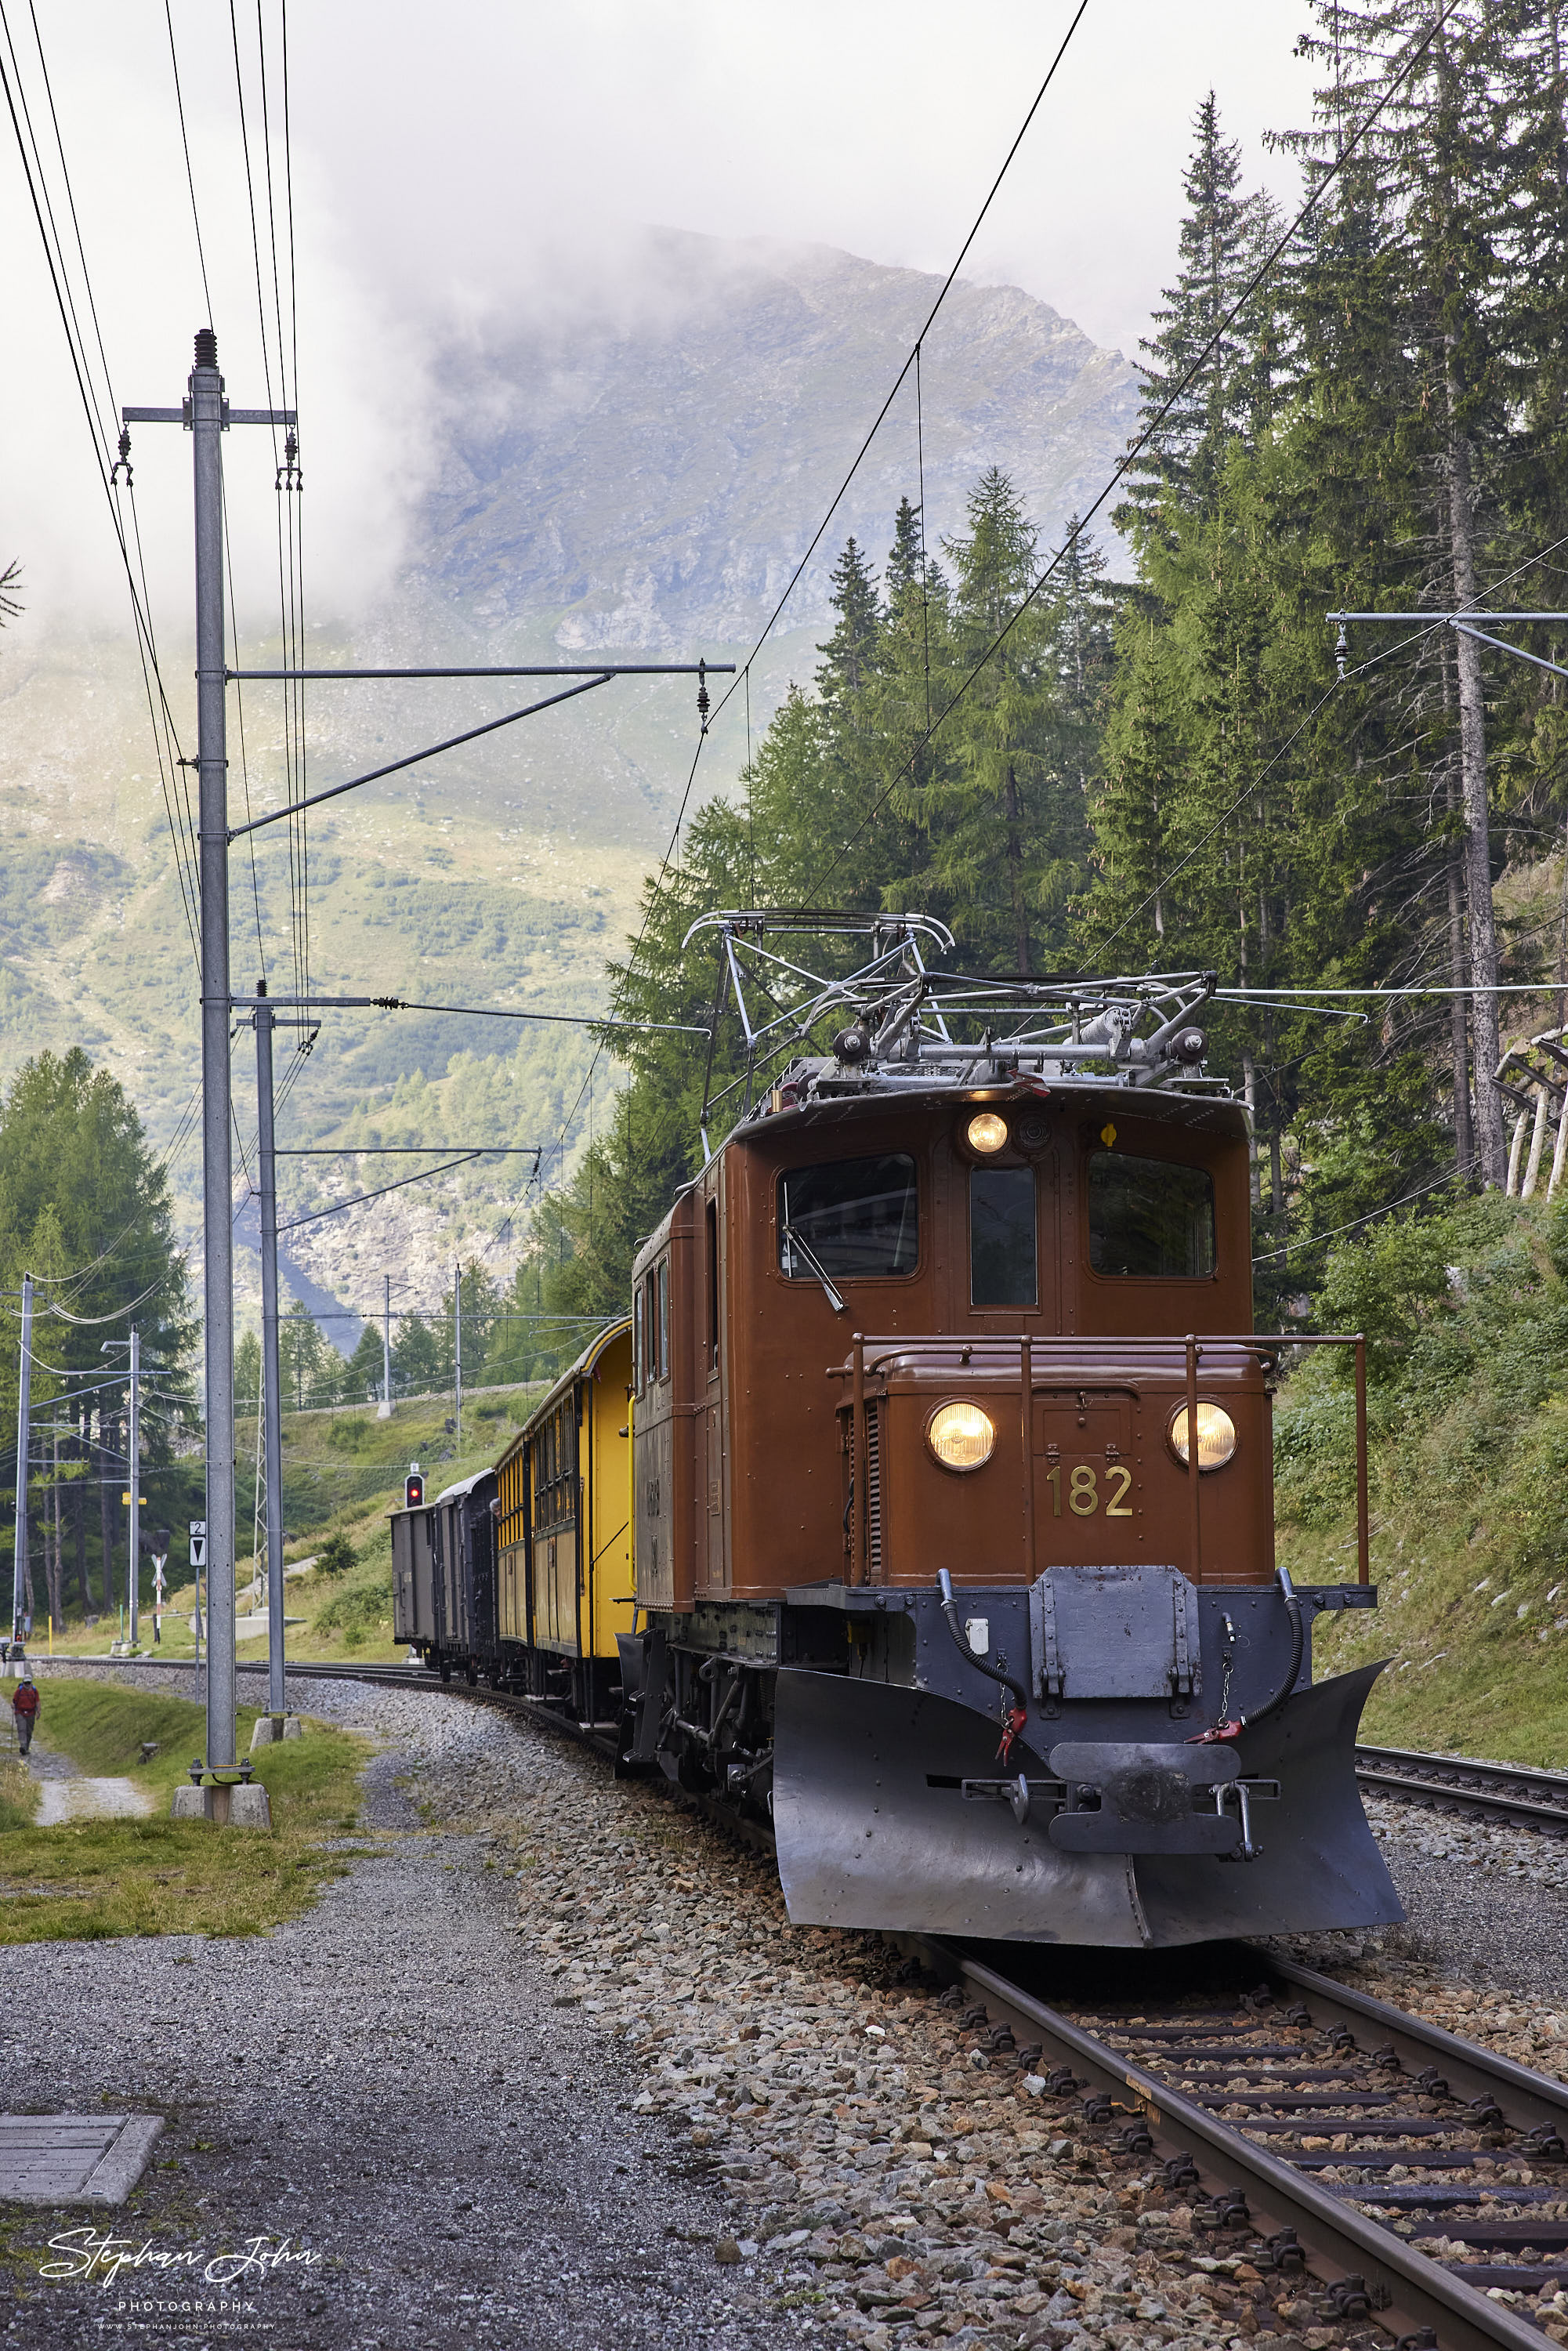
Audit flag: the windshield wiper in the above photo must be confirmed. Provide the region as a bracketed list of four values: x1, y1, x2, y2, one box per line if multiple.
[780, 1223, 846, 1313]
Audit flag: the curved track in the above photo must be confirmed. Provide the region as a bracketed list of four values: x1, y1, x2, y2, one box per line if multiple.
[1358, 1744, 1568, 1835]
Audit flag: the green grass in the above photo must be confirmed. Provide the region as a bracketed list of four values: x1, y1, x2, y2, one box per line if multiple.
[0, 1679, 371, 1943]
[0, 1755, 35, 1831]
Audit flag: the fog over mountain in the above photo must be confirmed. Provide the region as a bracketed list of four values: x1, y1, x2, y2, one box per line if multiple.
[412, 230, 1137, 656]
[0, 230, 1137, 1320]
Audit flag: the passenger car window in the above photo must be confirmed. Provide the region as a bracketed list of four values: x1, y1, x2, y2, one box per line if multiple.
[778, 1154, 918, 1280]
[1088, 1151, 1215, 1277]
[971, 1167, 1037, 1306]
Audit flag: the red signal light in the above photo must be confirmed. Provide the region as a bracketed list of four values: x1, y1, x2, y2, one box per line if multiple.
[404, 1470, 424, 1509]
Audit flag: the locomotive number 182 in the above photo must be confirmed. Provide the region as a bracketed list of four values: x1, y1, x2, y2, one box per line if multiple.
[1048, 1462, 1135, 1517]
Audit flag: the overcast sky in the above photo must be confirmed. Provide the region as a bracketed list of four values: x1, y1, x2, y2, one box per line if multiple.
[1, 2, 1316, 630]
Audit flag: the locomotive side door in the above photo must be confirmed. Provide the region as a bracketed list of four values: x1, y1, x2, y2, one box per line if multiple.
[632, 1252, 676, 1610]
[700, 1187, 728, 1596]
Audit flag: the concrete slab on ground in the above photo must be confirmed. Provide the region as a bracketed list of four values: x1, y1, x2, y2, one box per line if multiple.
[0, 2114, 162, 2204]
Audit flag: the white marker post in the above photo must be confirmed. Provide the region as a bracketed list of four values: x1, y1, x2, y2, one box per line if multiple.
[189, 1519, 206, 1680]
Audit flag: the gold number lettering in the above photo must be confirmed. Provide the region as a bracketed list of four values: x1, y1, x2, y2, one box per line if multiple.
[1047, 1465, 1062, 1517]
[1106, 1465, 1133, 1517]
[1069, 1464, 1099, 1516]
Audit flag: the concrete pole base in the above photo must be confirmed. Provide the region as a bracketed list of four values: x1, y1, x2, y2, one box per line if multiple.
[375, 1400, 393, 1418]
[170, 1783, 273, 1828]
[248, 1715, 302, 1750]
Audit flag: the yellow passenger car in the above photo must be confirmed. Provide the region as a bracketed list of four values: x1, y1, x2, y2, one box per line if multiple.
[494, 1319, 632, 1720]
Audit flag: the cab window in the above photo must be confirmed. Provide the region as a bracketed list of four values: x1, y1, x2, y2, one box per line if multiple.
[779, 1154, 918, 1281]
[1088, 1151, 1215, 1278]
[971, 1167, 1037, 1306]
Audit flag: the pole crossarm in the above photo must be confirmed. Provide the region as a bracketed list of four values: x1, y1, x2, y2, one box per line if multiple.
[227, 663, 737, 680]
[1330, 610, 1568, 685]
[121, 404, 295, 429]
[1327, 610, 1568, 621]
[226, 672, 615, 839]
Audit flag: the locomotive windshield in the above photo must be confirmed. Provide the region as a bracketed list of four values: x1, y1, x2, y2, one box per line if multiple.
[970, 1167, 1037, 1306]
[779, 1154, 918, 1280]
[1088, 1151, 1215, 1277]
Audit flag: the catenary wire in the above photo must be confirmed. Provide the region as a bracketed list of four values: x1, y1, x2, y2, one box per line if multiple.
[164, 0, 213, 320]
[704, 0, 1092, 744]
[1252, 1155, 1480, 1269]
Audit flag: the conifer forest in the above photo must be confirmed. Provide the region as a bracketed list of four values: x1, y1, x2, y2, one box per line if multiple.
[523, 2, 1568, 1339]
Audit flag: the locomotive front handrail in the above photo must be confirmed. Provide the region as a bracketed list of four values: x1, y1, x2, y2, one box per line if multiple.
[828, 1330, 1371, 1588]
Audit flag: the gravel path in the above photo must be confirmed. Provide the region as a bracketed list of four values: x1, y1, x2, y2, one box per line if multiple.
[5, 1665, 1568, 2351]
[0, 1672, 821, 2351]
[30, 1773, 150, 1825]
[13, 1722, 151, 1824]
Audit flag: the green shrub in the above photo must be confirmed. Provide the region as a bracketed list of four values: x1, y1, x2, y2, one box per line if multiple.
[1313, 1214, 1452, 1383]
[1547, 1189, 1568, 1283]
[315, 1534, 357, 1577]
[316, 1563, 393, 1645]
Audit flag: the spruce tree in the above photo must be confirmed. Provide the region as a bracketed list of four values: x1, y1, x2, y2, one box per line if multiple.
[1276, 0, 1542, 1185]
[1120, 92, 1279, 534]
[922, 468, 1085, 973]
[817, 537, 882, 708]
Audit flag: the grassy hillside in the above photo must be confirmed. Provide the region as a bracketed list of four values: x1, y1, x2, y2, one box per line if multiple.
[46, 1379, 546, 1668]
[0, 235, 1141, 1316]
[1280, 1189, 1568, 1766]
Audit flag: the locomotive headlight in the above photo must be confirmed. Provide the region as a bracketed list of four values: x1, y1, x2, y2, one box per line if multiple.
[966, 1111, 1009, 1155]
[1168, 1401, 1237, 1472]
[927, 1401, 996, 1471]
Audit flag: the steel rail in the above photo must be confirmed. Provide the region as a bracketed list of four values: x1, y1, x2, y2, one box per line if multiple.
[1358, 1742, 1568, 1832]
[913, 1944, 1567, 2351]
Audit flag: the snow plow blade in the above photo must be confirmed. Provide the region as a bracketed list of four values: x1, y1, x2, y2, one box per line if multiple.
[771, 1661, 1402, 1948]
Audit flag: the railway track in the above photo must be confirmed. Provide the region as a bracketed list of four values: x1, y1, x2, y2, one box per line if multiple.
[1358, 1744, 1568, 1835]
[923, 1940, 1568, 2351]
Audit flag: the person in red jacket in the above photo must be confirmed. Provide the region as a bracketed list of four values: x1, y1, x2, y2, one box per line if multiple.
[13, 1672, 38, 1756]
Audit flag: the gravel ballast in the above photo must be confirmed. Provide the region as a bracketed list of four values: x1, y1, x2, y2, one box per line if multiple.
[4, 1666, 1568, 2351]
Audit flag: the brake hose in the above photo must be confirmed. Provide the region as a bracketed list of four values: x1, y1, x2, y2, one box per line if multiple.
[1188, 1564, 1304, 1744]
[937, 1569, 1030, 1759]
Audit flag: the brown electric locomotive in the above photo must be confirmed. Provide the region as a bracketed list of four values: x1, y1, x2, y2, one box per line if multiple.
[616, 915, 1400, 1948]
